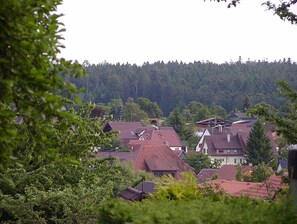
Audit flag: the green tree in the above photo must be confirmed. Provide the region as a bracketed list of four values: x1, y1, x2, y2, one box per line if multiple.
[108, 98, 124, 121]
[165, 108, 186, 137]
[209, 104, 227, 118]
[0, 1, 148, 222]
[123, 102, 148, 122]
[249, 81, 297, 144]
[184, 151, 220, 173]
[0, 0, 84, 165]
[246, 120, 275, 166]
[242, 95, 252, 112]
[251, 163, 274, 182]
[214, 0, 297, 24]
[136, 97, 163, 118]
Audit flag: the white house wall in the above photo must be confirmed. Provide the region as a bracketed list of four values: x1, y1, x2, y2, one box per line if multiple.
[210, 156, 246, 166]
[196, 129, 210, 152]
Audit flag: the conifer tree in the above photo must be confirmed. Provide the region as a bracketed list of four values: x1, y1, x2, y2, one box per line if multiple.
[246, 120, 275, 166]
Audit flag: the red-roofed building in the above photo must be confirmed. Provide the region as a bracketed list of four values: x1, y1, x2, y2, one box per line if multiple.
[200, 120, 278, 166]
[197, 165, 252, 183]
[103, 121, 187, 152]
[97, 142, 193, 179]
[202, 133, 247, 165]
[217, 165, 252, 181]
[102, 121, 144, 145]
[210, 175, 282, 199]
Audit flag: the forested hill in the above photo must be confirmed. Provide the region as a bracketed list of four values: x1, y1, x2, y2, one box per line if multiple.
[72, 60, 297, 115]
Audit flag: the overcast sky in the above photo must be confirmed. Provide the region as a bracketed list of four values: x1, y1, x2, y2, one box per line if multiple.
[57, 0, 297, 65]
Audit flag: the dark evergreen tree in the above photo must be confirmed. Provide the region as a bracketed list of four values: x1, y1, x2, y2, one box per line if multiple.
[246, 120, 275, 166]
[164, 108, 185, 137]
[242, 95, 252, 112]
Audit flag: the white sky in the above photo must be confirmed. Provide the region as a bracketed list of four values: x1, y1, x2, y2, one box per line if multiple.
[57, 0, 297, 65]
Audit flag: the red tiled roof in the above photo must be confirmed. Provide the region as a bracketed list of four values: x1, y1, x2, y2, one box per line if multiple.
[229, 122, 278, 156]
[97, 142, 193, 179]
[156, 127, 186, 147]
[211, 180, 257, 195]
[229, 123, 253, 135]
[172, 150, 184, 157]
[133, 143, 192, 174]
[217, 165, 252, 181]
[211, 175, 282, 199]
[234, 175, 282, 199]
[104, 122, 186, 149]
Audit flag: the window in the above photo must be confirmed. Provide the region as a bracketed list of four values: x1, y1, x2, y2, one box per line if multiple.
[219, 150, 224, 153]
[240, 159, 242, 163]
[234, 159, 237, 164]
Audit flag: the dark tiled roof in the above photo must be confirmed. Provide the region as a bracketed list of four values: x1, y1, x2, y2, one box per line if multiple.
[197, 169, 218, 183]
[117, 187, 146, 201]
[195, 118, 227, 127]
[278, 160, 288, 169]
[135, 181, 156, 194]
[204, 135, 244, 156]
[212, 135, 241, 149]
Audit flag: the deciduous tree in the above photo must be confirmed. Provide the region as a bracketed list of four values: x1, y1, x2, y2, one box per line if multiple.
[0, 0, 84, 165]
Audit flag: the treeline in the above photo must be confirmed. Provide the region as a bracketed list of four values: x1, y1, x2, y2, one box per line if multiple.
[71, 59, 297, 116]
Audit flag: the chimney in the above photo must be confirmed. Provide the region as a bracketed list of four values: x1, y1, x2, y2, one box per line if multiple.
[218, 125, 223, 132]
[227, 133, 230, 142]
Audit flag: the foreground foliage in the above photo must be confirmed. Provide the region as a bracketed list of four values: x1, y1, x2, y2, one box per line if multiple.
[98, 173, 296, 224]
[0, 1, 148, 223]
[98, 197, 296, 224]
[0, 157, 149, 223]
[0, 0, 84, 165]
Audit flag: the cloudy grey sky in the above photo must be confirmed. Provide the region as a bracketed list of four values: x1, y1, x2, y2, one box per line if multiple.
[58, 0, 297, 65]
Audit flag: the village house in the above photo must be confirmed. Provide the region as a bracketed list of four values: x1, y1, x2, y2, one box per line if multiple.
[210, 175, 282, 200]
[197, 118, 278, 166]
[202, 132, 248, 165]
[197, 165, 253, 183]
[195, 117, 231, 136]
[103, 121, 187, 152]
[97, 141, 193, 179]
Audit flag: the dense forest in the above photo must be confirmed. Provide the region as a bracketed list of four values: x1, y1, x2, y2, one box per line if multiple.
[72, 59, 297, 116]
